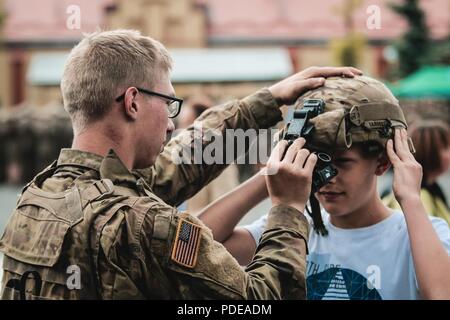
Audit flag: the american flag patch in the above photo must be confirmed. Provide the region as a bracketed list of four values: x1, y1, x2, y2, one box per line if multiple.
[171, 218, 202, 268]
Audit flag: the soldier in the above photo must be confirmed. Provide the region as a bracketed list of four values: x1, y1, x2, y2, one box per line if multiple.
[0, 29, 362, 299]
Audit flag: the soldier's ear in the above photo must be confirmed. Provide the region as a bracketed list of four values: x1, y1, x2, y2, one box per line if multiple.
[123, 88, 139, 121]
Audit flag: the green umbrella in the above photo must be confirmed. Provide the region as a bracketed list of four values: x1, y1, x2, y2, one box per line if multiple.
[390, 66, 450, 99]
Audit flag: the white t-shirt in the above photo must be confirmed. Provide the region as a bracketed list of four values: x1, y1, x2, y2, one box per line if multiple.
[244, 211, 450, 300]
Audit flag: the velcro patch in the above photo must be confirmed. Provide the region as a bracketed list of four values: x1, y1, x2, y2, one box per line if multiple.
[171, 218, 202, 268]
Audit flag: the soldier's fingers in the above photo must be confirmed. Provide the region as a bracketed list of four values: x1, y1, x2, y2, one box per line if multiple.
[386, 139, 400, 165]
[303, 152, 318, 174]
[347, 67, 363, 76]
[269, 140, 288, 163]
[283, 138, 306, 163]
[293, 78, 325, 96]
[305, 66, 363, 79]
[294, 149, 311, 168]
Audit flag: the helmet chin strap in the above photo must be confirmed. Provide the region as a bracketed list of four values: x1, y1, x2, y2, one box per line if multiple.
[306, 193, 328, 236]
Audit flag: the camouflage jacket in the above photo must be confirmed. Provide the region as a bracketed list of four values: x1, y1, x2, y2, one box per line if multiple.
[0, 89, 309, 299]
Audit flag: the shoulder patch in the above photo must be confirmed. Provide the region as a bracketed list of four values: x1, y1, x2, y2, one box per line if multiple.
[171, 218, 202, 268]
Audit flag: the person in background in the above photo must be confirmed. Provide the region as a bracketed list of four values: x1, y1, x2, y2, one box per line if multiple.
[383, 120, 450, 225]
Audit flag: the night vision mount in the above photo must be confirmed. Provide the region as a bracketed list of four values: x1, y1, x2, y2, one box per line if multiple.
[283, 99, 338, 194]
[283, 99, 337, 236]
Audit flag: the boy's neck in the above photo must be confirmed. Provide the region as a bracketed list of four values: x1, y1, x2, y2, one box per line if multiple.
[329, 194, 392, 229]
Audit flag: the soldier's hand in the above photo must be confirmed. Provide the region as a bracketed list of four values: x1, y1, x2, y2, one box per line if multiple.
[264, 138, 318, 213]
[269, 66, 363, 106]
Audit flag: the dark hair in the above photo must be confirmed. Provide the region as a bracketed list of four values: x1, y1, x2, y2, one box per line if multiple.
[409, 121, 450, 181]
[352, 141, 385, 159]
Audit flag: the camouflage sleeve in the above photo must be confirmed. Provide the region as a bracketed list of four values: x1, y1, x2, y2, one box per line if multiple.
[134, 89, 282, 206]
[142, 204, 309, 299]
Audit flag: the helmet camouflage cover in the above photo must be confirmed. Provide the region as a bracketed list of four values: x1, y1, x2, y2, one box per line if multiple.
[293, 75, 414, 153]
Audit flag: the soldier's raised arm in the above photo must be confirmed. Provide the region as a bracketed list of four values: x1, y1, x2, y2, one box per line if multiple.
[139, 138, 316, 299]
[135, 67, 362, 206]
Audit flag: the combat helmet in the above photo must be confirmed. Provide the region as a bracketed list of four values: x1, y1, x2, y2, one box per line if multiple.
[293, 75, 414, 153]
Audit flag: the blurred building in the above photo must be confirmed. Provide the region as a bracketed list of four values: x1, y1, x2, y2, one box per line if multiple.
[106, 0, 208, 48]
[0, 0, 113, 108]
[205, 0, 449, 72]
[0, 0, 108, 182]
[0, 0, 449, 108]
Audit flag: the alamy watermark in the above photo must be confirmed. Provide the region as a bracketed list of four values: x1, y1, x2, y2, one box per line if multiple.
[66, 5, 81, 30]
[66, 264, 81, 290]
[366, 264, 381, 290]
[170, 121, 280, 171]
[366, 5, 381, 30]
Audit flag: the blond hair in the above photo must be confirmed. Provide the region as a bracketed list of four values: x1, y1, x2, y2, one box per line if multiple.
[61, 29, 172, 130]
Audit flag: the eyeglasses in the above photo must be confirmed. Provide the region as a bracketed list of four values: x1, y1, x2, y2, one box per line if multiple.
[115, 87, 183, 118]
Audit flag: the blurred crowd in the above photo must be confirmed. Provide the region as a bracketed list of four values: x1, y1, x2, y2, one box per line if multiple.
[0, 103, 72, 185]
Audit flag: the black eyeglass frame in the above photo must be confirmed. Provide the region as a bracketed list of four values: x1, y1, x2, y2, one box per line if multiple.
[115, 87, 183, 118]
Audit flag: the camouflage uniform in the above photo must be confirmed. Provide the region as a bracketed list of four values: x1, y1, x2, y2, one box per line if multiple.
[0, 89, 309, 299]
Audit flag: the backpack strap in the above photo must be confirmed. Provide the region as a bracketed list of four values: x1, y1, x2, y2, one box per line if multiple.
[19, 161, 58, 196]
[78, 179, 115, 209]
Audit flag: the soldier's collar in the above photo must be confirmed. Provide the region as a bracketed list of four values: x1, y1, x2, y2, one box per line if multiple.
[99, 149, 138, 186]
[57, 148, 104, 170]
[57, 148, 138, 186]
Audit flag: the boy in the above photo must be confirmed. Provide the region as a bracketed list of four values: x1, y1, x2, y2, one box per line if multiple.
[197, 76, 450, 300]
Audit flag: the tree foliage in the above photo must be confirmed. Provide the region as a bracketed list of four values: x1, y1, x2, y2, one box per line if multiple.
[390, 0, 431, 77]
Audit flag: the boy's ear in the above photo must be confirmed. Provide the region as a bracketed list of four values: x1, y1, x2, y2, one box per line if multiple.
[375, 153, 391, 176]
